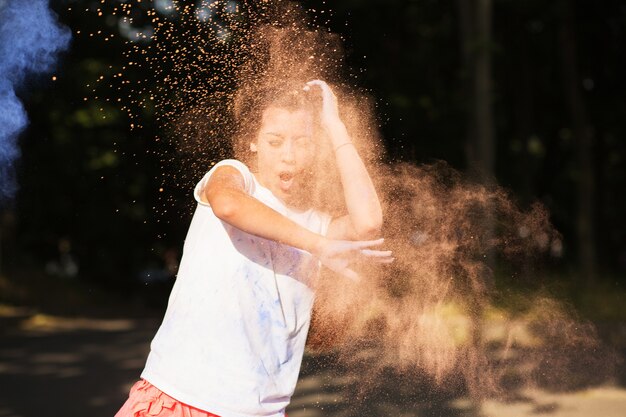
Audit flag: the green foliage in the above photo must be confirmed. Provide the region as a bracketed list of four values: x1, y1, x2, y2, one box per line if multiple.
[8, 0, 626, 289]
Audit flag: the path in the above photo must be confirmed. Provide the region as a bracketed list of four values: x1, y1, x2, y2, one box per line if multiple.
[0, 305, 624, 417]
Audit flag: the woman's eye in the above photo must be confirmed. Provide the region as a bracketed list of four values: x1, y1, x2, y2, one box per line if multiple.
[269, 140, 281, 147]
[295, 137, 312, 147]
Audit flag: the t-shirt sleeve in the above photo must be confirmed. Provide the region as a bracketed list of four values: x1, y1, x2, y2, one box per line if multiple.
[193, 159, 255, 206]
[312, 211, 333, 237]
[320, 212, 333, 237]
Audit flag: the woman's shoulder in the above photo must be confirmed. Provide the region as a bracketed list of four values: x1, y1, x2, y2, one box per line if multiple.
[193, 159, 256, 204]
[210, 159, 251, 175]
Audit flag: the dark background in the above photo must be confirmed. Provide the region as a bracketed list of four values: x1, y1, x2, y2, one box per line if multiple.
[5, 0, 624, 295]
[0, 0, 624, 321]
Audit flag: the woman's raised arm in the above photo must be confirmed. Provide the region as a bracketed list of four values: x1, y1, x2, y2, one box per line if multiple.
[306, 80, 383, 241]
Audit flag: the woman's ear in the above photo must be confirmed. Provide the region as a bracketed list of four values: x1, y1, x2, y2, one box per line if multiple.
[249, 142, 257, 153]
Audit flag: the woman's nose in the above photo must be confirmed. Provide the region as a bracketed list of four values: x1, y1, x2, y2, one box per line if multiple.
[281, 140, 296, 163]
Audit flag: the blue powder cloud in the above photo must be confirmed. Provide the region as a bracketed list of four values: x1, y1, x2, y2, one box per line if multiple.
[0, 0, 71, 201]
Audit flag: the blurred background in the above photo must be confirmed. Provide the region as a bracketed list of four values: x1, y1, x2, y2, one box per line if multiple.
[0, 1, 625, 416]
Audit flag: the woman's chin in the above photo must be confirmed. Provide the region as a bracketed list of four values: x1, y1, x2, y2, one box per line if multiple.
[271, 181, 311, 208]
[279, 178, 294, 192]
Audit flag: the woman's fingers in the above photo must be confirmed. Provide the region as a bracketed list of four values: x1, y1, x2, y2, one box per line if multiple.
[322, 240, 393, 282]
[359, 249, 394, 265]
[305, 80, 335, 100]
[372, 256, 395, 264]
[303, 80, 322, 92]
[305, 79, 324, 87]
[319, 238, 393, 282]
[351, 238, 385, 248]
[349, 240, 394, 262]
[304, 80, 340, 124]
[336, 239, 391, 258]
[359, 249, 393, 258]
[359, 248, 392, 257]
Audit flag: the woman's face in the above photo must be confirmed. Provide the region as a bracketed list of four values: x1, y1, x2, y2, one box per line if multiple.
[251, 106, 316, 206]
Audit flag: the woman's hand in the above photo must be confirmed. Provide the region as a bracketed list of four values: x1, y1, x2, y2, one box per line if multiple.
[312, 237, 393, 282]
[304, 79, 342, 129]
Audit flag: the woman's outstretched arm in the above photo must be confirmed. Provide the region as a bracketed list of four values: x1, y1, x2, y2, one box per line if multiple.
[306, 80, 383, 240]
[204, 165, 391, 281]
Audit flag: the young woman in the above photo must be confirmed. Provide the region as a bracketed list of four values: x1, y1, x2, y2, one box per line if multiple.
[115, 80, 391, 417]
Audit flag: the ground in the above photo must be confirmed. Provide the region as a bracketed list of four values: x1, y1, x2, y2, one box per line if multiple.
[0, 300, 625, 417]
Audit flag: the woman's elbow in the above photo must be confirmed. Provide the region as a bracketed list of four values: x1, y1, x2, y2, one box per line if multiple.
[354, 216, 383, 240]
[206, 188, 239, 221]
[212, 200, 238, 221]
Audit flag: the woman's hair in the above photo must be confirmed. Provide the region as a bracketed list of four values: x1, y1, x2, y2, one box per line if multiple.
[230, 78, 380, 216]
[231, 80, 320, 165]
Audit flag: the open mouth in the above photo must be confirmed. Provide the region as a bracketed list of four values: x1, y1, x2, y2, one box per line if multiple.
[279, 172, 295, 191]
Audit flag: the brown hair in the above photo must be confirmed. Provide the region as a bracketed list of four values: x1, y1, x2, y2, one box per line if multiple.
[231, 80, 321, 165]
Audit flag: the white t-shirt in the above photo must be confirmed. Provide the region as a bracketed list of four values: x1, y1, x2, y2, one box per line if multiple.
[141, 159, 332, 417]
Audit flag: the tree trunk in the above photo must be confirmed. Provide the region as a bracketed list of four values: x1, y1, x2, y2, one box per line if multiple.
[473, 0, 495, 184]
[458, 0, 496, 265]
[458, 0, 476, 168]
[558, 0, 597, 283]
[460, 0, 495, 183]
[457, 2, 494, 414]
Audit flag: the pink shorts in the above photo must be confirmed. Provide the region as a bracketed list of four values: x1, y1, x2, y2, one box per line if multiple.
[114, 379, 221, 417]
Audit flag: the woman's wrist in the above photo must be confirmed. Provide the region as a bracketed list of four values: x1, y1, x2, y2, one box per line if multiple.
[307, 235, 328, 257]
[323, 119, 352, 148]
[334, 142, 354, 153]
